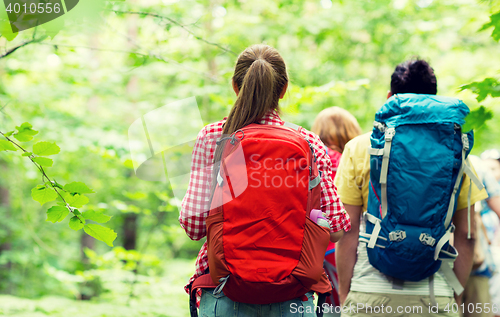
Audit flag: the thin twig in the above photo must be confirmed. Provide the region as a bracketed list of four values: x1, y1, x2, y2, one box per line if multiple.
[36, 42, 218, 81]
[112, 10, 237, 56]
[0, 36, 47, 59]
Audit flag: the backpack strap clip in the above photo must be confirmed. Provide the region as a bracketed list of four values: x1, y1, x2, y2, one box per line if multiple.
[419, 233, 436, 246]
[373, 121, 386, 132]
[389, 230, 406, 242]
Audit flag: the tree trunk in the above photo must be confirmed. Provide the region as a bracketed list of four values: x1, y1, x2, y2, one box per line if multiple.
[0, 170, 12, 293]
[123, 214, 138, 250]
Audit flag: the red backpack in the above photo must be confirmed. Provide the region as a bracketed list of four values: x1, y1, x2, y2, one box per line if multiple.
[192, 123, 332, 305]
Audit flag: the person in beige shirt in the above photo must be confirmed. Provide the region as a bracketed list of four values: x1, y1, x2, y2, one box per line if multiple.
[334, 59, 488, 317]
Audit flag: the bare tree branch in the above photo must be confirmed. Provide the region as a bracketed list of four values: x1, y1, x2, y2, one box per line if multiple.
[0, 36, 47, 59]
[36, 42, 218, 81]
[112, 10, 237, 56]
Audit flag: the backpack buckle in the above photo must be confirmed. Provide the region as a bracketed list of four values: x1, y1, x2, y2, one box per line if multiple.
[389, 230, 406, 242]
[419, 233, 436, 246]
[385, 128, 396, 141]
[461, 134, 469, 151]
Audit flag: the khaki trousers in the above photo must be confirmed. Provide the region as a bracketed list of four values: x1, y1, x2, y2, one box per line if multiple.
[341, 291, 458, 317]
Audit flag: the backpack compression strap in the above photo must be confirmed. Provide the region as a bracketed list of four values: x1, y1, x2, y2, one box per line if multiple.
[364, 123, 395, 248]
[283, 121, 322, 191]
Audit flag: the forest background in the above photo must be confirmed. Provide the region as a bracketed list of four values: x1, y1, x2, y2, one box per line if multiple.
[0, 0, 499, 316]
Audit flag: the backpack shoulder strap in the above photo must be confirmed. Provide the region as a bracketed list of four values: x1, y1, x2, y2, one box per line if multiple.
[283, 121, 300, 131]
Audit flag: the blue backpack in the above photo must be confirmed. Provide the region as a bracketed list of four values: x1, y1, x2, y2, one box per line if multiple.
[364, 94, 483, 295]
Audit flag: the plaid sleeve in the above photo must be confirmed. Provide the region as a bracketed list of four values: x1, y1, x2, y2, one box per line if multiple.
[301, 129, 351, 233]
[179, 128, 213, 241]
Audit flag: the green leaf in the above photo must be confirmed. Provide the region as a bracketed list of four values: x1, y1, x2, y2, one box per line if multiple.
[480, 11, 500, 41]
[463, 106, 494, 132]
[64, 182, 95, 194]
[0, 139, 18, 151]
[46, 206, 69, 223]
[14, 122, 38, 142]
[460, 78, 500, 102]
[63, 193, 89, 208]
[32, 157, 53, 167]
[84, 224, 117, 247]
[31, 186, 58, 205]
[82, 210, 111, 223]
[69, 216, 85, 231]
[33, 141, 60, 156]
[22, 152, 32, 157]
[4, 131, 14, 137]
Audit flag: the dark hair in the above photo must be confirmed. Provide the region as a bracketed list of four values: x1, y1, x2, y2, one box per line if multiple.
[390, 59, 437, 95]
[223, 44, 288, 136]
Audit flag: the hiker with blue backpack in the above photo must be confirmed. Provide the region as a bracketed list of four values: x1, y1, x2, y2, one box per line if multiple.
[335, 59, 487, 317]
[180, 44, 351, 317]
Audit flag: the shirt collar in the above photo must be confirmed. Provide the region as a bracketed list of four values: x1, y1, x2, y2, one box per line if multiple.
[258, 109, 283, 125]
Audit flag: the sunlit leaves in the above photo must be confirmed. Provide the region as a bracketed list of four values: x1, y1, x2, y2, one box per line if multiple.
[0, 139, 18, 151]
[31, 185, 58, 205]
[22, 152, 32, 156]
[46, 206, 69, 223]
[33, 141, 60, 156]
[481, 11, 500, 41]
[69, 216, 85, 231]
[64, 182, 95, 194]
[62, 192, 89, 208]
[14, 122, 38, 142]
[84, 224, 117, 247]
[460, 78, 500, 102]
[32, 157, 54, 167]
[463, 106, 494, 132]
[82, 210, 111, 223]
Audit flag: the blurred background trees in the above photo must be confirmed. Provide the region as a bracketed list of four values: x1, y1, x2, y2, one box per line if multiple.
[0, 0, 499, 316]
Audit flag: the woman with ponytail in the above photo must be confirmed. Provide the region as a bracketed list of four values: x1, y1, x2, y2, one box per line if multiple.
[180, 44, 351, 317]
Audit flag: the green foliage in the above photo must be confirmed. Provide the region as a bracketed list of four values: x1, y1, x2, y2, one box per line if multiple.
[33, 141, 61, 156]
[1, 123, 116, 248]
[32, 157, 54, 167]
[46, 206, 69, 223]
[460, 78, 500, 102]
[481, 10, 500, 41]
[13, 122, 38, 142]
[31, 185, 58, 205]
[84, 224, 117, 247]
[82, 210, 111, 223]
[0, 0, 499, 311]
[463, 106, 494, 132]
[62, 193, 89, 208]
[69, 216, 85, 231]
[64, 182, 95, 194]
[0, 139, 17, 151]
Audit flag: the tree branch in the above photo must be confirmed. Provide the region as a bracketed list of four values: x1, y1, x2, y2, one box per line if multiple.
[112, 10, 237, 56]
[0, 36, 47, 59]
[0, 131, 78, 221]
[36, 42, 218, 81]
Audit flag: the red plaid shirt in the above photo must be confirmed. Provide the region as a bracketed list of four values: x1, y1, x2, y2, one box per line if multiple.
[179, 110, 351, 302]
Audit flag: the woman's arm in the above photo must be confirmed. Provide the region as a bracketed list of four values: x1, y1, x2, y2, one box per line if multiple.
[179, 128, 213, 241]
[304, 130, 351, 237]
